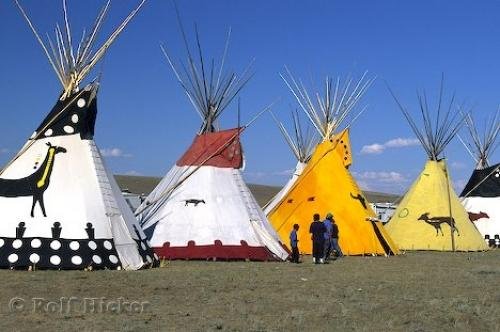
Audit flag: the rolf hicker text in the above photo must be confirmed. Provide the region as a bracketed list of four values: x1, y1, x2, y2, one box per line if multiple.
[9, 297, 150, 315]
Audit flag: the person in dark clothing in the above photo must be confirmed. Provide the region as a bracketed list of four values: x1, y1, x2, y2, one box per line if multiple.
[309, 213, 326, 264]
[289, 224, 300, 263]
[331, 216, 344, 258]
[323, 212, 334, 261]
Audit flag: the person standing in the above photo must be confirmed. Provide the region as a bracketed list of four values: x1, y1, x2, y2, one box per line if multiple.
[309, 213, 326, 264]
[323, 213, 334, 261]
[331, 215, 344, 258]
[289, 224, 300, 263]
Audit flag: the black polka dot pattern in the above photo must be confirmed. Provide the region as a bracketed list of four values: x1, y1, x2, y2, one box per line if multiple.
[134, 238, 160, 268]
[0, 237, 122, 270]
[484, 234, 500, 248]
[0, 235, 159, 270]
[32, 86, 97, 141]
[0, 214, 158, 270]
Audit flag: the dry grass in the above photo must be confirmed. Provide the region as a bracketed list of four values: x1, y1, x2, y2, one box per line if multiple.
[0, 251, 499, 331]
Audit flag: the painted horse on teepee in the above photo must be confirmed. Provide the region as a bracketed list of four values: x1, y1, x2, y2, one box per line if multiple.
[0, 0, 158, 270]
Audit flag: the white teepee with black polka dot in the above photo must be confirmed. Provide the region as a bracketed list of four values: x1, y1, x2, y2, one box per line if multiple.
[0, 84, 159, 270]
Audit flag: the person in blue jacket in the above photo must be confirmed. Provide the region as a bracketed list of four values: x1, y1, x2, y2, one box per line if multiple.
[289, 224, 300, 263]
[323, 212, 334, 261]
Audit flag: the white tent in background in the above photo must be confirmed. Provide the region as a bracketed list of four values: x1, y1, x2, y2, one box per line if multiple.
[136, 24, 288, 261]
[459, 111, 500, 247]
[263, 110, 317, 215]
[0, 0, 158, 270]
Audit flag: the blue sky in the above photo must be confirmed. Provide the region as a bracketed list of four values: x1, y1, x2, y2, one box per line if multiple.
[1, 0, 499, 194]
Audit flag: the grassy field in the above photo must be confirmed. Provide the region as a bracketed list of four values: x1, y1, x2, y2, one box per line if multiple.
[1, 251, 499, 331]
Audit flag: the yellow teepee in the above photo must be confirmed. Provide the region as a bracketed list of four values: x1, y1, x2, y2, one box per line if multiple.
[385, 80, 488, 251]
[386, 160, 488, 251]
[268, 129, 399, 255]
[268, 69, 399, 255]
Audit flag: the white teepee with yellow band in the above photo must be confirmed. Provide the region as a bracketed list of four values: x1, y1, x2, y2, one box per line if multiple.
[0, 0, 158, 270]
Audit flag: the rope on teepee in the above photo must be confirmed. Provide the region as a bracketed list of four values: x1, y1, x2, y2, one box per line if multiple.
[135, 101, 276, 217]
[0, 87, 87, 177]
[461, 164, 500, 198]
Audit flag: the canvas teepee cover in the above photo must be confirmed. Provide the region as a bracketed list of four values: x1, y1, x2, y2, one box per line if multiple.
[263, 111, 316, 215]
[267, 69, 399, 255]
[136, 27, 288, 261]
[459, 112, 500, 246]
[460, 164, 500, 246]
[385, 82, 488, 251]
[0, 0, 158, 270]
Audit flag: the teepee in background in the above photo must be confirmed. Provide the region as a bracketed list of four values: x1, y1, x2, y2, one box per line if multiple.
[386, 80, 488, 251]
[267, 68, 399, 255]
[0, 0, 158, 270]
[263, 110, 317, 215]
[136, 25, 289, 261]
[459, 111, 500, 247]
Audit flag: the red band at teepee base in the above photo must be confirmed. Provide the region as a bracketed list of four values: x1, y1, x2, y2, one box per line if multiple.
[154, 240, 283, 261]
[176, 128, 243, 169]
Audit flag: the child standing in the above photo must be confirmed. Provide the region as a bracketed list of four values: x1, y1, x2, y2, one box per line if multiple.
[289, 224, 300, 263]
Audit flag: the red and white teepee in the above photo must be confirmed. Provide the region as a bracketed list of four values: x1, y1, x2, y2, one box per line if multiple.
[136, 26, 288, 261]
